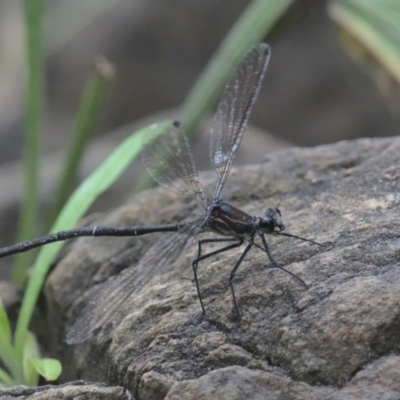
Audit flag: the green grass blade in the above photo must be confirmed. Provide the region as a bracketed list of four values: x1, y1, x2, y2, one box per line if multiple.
[47, 57, 115, 228]
[27, 357, 62, 382]
[328, 0, 400, 82]
[0, 366, 14, 388]
[13, 121, 172, 361]
[180, 0, 294, 137]
[0, 339, 20, 385]
[22, 332, 40, 386]
[14, 0, 44, 286]
[0, 298, 11, 342]
[0, 300, 21, 384]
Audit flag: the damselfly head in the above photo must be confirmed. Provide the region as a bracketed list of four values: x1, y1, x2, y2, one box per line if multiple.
[258, 207, 285, 235]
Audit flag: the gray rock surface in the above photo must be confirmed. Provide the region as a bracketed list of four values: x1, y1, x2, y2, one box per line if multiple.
[0, 381, 131, 400]
[41, 136, 400, 398]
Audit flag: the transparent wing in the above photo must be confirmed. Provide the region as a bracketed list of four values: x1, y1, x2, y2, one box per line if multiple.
[142, 121, 207, 211]
[66, 219, 202, 344]
[210, 43, 270, 201]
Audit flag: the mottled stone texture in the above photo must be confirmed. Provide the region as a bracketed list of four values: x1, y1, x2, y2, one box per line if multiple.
[41, 137, 399, 399]
[0, 381, 131, 400]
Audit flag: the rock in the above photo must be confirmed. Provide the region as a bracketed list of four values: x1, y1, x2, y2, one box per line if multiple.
[43, 136, 400, 398]
[0, 381, 131, 400]
[165, 366, 334, 400]
[333, 355, 400, 400]
[0, 281, 22, 318]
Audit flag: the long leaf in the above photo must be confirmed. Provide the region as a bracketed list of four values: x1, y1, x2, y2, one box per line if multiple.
[14, 0, 44, 285]
[328, 0, 400, 82]
[13, 121, 172, 362]
[0, 300, 20, 384]
[28, 357, 62, 382]
[22, 332, 40, 386]
[180, 0, 294, 137]
[0, 366, 14, 388]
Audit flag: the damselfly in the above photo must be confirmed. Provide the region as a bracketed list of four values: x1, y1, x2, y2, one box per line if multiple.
[0, 44, 323, 343]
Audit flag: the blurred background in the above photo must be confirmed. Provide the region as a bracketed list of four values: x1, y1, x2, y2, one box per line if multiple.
[0, 0, 399, 279]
